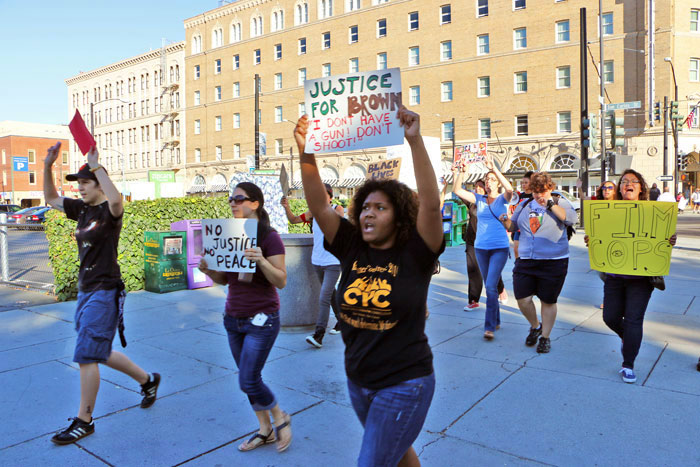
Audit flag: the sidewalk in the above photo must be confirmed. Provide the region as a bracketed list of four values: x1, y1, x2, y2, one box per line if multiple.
[1, 234, 699, 466]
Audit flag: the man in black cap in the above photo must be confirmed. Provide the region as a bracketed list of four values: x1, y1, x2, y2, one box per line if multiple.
[43, 142, 160, 445]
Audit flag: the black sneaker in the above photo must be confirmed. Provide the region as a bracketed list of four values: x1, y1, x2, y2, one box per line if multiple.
[525, 324, 542, 347]
[329, 323, 341, 335]
[696, 357, 700, 372]
[536, 337, 551, 354]
[305, 328, 325, 348]
[140, 372, 161, 408]
[51, 417, 94, 445]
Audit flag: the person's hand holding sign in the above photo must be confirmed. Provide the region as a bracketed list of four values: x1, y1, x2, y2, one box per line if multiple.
[87, 145, 100, 167]
[44, 142, 61, 168]
[397, 106, 420, 141]
[244, 246, 265, 264]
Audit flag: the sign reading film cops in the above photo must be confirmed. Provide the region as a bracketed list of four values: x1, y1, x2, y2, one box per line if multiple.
[366, 158, 401, 180]
[202, 219, 258, 273]
[584, 200, 677, 276]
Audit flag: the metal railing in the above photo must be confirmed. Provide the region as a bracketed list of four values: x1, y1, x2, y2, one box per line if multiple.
[0, 213, 56, 293]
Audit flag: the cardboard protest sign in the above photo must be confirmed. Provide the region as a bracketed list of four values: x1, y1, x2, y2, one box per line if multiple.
[367, 158, 401, 180]
[453, 142, 487, 171]
[304, 68, 403, 153]
[279, 164, 290, 195]
[386, 135, 441, 190]
[202, 219, 258, 273]
[584, 200, 677, 276]
[68, 109, 97, 155]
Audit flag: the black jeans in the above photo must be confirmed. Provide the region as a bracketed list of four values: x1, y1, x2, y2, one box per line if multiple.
[602, 276, 654, 369]
[465, 243, 504, 303]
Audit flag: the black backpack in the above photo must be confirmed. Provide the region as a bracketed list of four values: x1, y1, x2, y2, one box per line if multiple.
[520, 198, 575, 241]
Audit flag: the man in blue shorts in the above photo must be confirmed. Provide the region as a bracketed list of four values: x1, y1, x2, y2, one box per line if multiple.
[43, 142, 160, 445]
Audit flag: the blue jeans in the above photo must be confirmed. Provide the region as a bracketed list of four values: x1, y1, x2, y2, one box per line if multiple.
[348, 373, 435, 467]
[74, 288, 119, 364]
[475, 248, 509, 332]
[224, 312, 280, 411]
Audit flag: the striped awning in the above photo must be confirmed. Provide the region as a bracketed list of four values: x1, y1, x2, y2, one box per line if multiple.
[207, 184, 229, 193]
[338, 177, 366, 188]
[442, 162, 489, 185]
[187, 185, 206, 194]
[290, 178, 342, 189]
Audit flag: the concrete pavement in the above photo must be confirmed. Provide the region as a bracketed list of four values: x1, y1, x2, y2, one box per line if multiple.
[1, 233, 699, 466]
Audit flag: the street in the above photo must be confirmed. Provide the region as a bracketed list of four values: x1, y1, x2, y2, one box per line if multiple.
[1, 226, 55, 291]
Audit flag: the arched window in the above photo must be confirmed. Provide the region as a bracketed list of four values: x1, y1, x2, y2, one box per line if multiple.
[212, 173, 227, 186]
[250, 15, 263, 37]
[346, 0, 360, 12]
[193, 174, 206, 186]
[191, 34, 202, 54]
[343, 164, 366, 178]
[230, 22, 242, 43]
[295, 2, 309, 25]
[319, 0, 333, 19]
[508, 155, 538, 172]
[320, 166, 339, 180]
[271, 10, 284, 31]
[212, 27, 223, 48]
[551, 154, 577, 171]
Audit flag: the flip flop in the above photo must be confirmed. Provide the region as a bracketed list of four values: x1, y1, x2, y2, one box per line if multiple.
[238, 429, 276, 452]
[483, 331, 494, 340]
[275, 412, 292, 452]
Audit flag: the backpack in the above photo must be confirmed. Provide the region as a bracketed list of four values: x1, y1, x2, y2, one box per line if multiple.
[520, 198, 575, 241]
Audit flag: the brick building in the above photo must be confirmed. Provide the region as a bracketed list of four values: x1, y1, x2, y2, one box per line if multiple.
[0, 121, 71, 207]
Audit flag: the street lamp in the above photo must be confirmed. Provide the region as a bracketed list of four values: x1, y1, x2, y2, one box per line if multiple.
[664, 57, 680, 197]
[89, 98, 130, 134]
[101, 148, 126, 195]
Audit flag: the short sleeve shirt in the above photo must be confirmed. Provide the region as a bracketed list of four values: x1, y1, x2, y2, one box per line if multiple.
[63, 198, 122, 292]
[474, 193, 511, 250]
[224, 229, 285, 318]
[325, 218, 444, 389]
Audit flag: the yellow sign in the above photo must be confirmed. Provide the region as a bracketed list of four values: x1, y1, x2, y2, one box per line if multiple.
[366, 158, 401, 180]
[584, 200, 677, 276]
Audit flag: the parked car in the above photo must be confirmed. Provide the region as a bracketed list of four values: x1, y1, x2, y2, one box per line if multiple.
[0, 204, 21, 215]
[24, 207, 52, 224]
[9, 206, 47, 225]
[552, 190, 581, 223]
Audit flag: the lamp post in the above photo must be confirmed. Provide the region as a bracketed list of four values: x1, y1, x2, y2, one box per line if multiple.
[89, 98, 130, 134]
[664, 57, 680, 198]
[102, 148, 126, 195]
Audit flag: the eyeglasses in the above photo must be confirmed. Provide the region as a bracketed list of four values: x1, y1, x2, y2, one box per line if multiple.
[228, 194, 252, 205]
[620, 180, 641, 186]
[601, 186, 615, 190]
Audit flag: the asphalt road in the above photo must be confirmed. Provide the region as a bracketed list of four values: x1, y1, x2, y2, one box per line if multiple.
[1, 226, 55, 290]
[675, 211, 700, 238]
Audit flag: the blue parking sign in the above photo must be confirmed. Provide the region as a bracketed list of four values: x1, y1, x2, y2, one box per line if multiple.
[13, 157, 29, 172]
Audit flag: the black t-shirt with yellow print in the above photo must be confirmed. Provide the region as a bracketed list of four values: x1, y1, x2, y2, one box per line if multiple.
[325, 218, 445, 390]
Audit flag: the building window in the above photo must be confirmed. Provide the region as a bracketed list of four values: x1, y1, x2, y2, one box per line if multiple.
[349, 25, 359, 43]
[296, 2, 309, 25]
[27, 149, 35, 164]
[271, 10, 285, 31]
[558, 111, 572, 133]
[215, 86, 222, 101]
[377, 18, 387, 37]
[516, 115, 528, 136]
[275, 44, 282, 60]
[299, 68, 307, 85]
[251, 15, 264, 37]
[601, 12, 613, 35]
[442, 121, 454, 141]
[233, 82, 240, 97]
[319, 0, 333, 19]
[514, 28, 527, 49]
[557, 66, 571, 88]
[515, 71, 527, 93]
[408, 46, 420, 66]
[234, 113, 241, 128]
[322, 63, 331, 77]
[478, 76, 490, 97]
[233, 55, 240, 70]
[556, 20, 570, 42]
[195, 149, 201, 162]
[377, 52, 387, 70]
[409, 86, 420, 105]
[216, 146, 222, 160]
[254, 49, 261, 65]
[215, 116, 222, 131]
[192, 35, 202, 54]
[552, 154, 577, 170]
[194, 90, 200, 105]
[479, 119, 491, 138]
[234, 143, 241, 159]
[603, 60, 614, 83]
[212, 28, 223, 48]
[231, 22, 242, 43]
[692, 9, 699, 32]
[440, 4, 451, 24]
[275, 106, 283, 123]
[408, 11, 419, 31]
[441, 81, 453, 102]
[477, 34, 489, 55]
[690, 58, 699, 81]
[346, 0, 360, 11]
[299, 102, 306, 116]
[62, 151, 68, 164]
[510, 156, 538, 172]
[299, 37, 307, 54]
[215, 59, 221, 74]
[514, 0, 525, 10]
[29, 171, 36, 184]
[273, 138, 283, 155]
[194, 119, 201, 134]
[274, 73, 283, 90]
[194, 65, 200, 80]
[349, 57, 359, 72]
[441, 41, 452, 61]
[323, 32, 331, 49]
[477, 0, 488, 17]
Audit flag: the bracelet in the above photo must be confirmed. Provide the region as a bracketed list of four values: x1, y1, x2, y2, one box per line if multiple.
[89, 164, 104, 173]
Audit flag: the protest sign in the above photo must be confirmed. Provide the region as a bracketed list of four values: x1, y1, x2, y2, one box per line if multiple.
[304, 68, 403, 153]
[453, 142, 487, 170]
[279, 164, 290, 195]
[584, 200, 677, 276]
[386, 135, 441, 190]
[367, 158, 401, 180]
[68, 109, 97, 155]
[202, 219, 258, 273]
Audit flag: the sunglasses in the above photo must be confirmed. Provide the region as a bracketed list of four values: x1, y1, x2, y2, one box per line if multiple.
[228, 194, 252, 205]
[601, 186, 615, 190]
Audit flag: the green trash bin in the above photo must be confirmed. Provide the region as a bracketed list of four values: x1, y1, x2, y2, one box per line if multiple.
[144, 231, 188, 293]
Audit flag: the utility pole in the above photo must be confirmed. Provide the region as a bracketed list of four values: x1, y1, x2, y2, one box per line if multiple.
[672, 82, 680, 198]
[289, 146, 294, 187]
[451, 117, 456, 163]
[580, 7, 589, 209]
[598, 0, 607, 182]
[254, 74, 260, 170]
[663, 95, 669, 191]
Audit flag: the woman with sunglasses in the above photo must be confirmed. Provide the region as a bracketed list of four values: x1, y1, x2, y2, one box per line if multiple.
[199, 183, 292, 452]
[295, 107, 443, 467]
[452, 159, 515, 340]
[596, 181, 617, 201]
[585, 169, 677, 383]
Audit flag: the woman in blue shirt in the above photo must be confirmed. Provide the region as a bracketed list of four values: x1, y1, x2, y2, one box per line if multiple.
[453, 158, 514, 339]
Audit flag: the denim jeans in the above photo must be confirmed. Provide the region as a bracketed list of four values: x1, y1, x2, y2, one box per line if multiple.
[466, 244, 504, 304]
[224, 312, 280, 411]
[348, 373, 435, 467]
[313, 264, 341, 329]
[603, 276, 654, 369]
[475, 248, 510, 331]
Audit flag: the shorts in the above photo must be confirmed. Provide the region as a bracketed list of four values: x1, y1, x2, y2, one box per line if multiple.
[73, 288, 119, 363]
[513, 258, 569, 304]
[512, 231, 521, 242]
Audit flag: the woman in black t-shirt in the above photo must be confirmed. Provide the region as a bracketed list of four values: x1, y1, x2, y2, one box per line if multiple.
[294, 107, 444, 467]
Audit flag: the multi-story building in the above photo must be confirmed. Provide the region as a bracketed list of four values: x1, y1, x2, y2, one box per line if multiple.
[65, 42, 187, 199]
[183, 0, 700, 198]
[0, 121, 71, 206]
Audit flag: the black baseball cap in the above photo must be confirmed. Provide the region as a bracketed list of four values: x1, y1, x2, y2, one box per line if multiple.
[66, 163, 107, 182]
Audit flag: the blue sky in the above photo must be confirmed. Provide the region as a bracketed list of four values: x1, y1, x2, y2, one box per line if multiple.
[0, 0, 209, 125]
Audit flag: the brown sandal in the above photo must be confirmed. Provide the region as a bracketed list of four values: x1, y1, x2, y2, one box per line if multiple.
[274, 412, 292, 452]
[238, 429, 276, 452]
[483, 331, 494, 340]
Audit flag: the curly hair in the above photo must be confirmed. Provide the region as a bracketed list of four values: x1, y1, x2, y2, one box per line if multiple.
[349, 179, 418, 247]
[616, 169, 648, 200]
[596, 181, 617, 200]
[528, 172, 557, 193]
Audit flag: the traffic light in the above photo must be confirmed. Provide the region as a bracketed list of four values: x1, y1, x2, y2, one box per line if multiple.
[582, 117, 591, 148]
[609, 111, 624, 148]
[670, 101, 681, 121]
[589, 114, 599, 150]
[654, 101, 661, 121]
